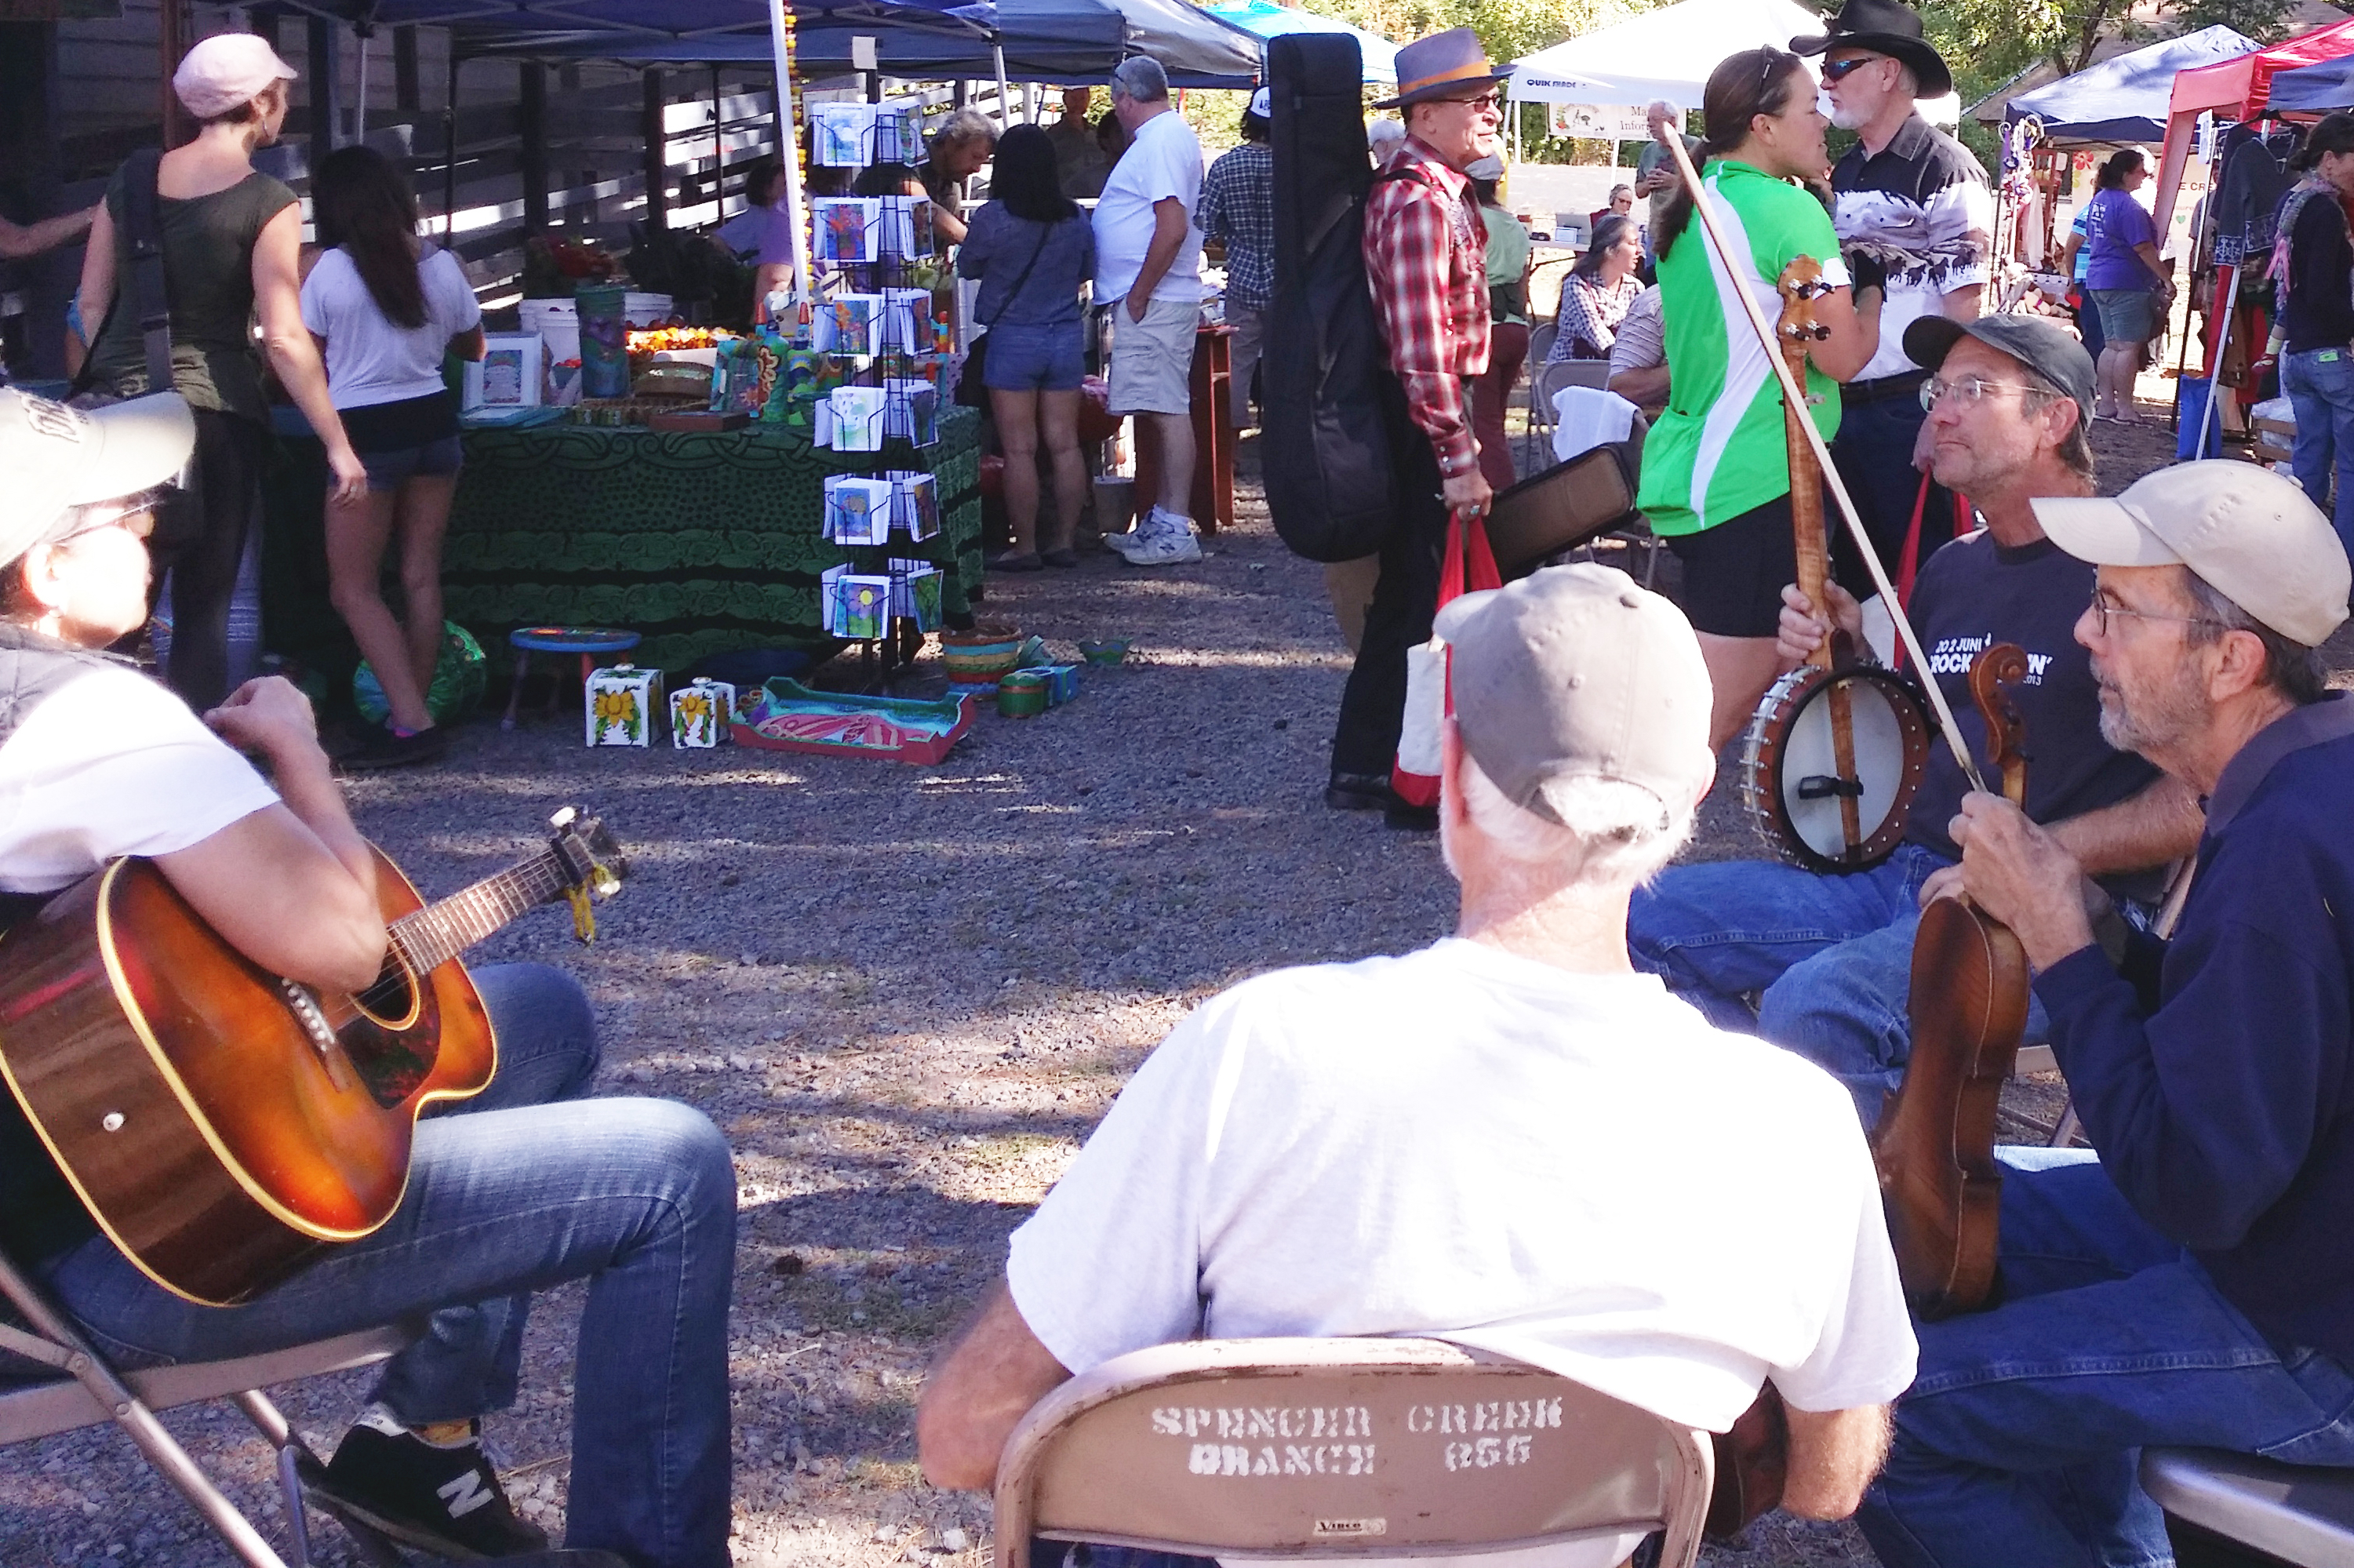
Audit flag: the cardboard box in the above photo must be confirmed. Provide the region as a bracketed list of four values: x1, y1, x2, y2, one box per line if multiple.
[586, 664, 664, 747]
[669, 678, 736, 748]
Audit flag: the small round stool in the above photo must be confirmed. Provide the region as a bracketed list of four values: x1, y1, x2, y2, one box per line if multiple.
[503, 626, 642, 729]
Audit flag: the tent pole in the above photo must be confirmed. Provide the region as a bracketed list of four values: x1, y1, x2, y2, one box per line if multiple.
[354, 24, 369, 140]
[995, 45, 1012, 129]
[765, 0, 812, 306]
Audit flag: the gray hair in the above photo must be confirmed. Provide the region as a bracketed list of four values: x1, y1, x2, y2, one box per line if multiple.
[2015, 363, 2096, 483]
[2182, 571, 2331, 704]
[1646, 99, 1678, 119]
[933, 108, 999, 151]
[1109, 56, 1170, 103]
[1447, 751, 1695, 893]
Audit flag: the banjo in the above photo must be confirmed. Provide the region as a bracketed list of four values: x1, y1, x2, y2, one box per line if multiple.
[1736, 260, 1933, 873]
[1660, 133, 1993, 868]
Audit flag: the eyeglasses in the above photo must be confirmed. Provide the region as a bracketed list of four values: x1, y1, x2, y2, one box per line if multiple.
[1919, 374, 2049, 412]
[1822, 55, 1883, 82]
[51, 493, 159, 546]
[2087, 587, 2225, 638]
[1435, 91, 1505, 114]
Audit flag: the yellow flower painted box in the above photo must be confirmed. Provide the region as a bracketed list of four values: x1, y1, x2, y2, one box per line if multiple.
[586, 663, 666, 747]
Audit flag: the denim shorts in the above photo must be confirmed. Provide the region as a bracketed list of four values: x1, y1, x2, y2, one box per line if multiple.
[2092, 287, 2155, 345]
[359, 435, 464, 492]
[981, 319, 1086, 393]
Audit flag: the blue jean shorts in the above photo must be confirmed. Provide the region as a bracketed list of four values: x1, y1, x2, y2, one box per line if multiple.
[981, 319, 1086, 393]
[359, 435, 464, 492]
[2092, 287, 2155, 345]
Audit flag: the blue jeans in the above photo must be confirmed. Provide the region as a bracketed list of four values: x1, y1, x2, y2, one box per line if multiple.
[1628, 846, 2048, 1126]
[34, 963, 737, 1568]
[1859, 1149, 2354, 1568]
[2281, 347, 2354, 557]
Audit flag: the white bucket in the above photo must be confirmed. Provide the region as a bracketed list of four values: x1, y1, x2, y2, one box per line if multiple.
[520, 298, 580, 365]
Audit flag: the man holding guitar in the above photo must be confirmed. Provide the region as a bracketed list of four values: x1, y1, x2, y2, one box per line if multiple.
[1860, 463, 2354, 1568]
[1628, 318, 2203, 1126]
[0, 387, 736, 1567]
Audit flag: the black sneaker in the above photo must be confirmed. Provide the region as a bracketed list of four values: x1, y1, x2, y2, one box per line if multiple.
[309, 1409, 550, 1559]
[1325, 771, 1392, 813]
[343, 723, 449, 772]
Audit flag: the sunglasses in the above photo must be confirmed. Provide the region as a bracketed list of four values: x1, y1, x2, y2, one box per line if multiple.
[1435, 91, 1505, 112]
[1822, 55, 1883, 82]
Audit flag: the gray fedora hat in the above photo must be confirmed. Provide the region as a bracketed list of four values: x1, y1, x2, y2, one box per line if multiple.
[1375, 27, 1514, 110]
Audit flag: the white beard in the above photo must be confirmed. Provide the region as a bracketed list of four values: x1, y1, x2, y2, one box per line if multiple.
[1826, 96, 1868, 131]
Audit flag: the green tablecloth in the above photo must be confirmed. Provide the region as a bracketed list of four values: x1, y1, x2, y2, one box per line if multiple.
[262, 407, 982, 688]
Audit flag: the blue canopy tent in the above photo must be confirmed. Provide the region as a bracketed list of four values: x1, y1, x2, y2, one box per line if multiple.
[1204, 0, 1396, 85]
[2265, 51, 2354, 112]
[2003, 25, 2257, 145]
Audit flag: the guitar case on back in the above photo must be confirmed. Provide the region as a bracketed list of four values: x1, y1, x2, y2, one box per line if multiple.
[1262, 35, 1409, 563]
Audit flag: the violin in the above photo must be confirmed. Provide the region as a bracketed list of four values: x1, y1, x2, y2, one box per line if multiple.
[1872, 644, 2034, 1320]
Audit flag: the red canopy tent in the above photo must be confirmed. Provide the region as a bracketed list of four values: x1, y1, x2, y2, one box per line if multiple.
[2152, 16, 2354, 231]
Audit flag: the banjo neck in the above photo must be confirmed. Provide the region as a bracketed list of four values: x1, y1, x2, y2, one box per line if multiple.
[1776, 257, 1839, 673]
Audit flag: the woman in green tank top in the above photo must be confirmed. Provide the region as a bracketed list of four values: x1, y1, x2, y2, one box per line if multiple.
[77, 35, 363, 712]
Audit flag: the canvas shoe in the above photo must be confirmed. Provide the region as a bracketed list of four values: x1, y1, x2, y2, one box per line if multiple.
[1120, 508, 1203, 566]
[307, 1406, 550, 1560]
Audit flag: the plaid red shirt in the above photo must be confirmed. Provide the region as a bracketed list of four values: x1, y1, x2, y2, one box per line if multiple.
[1363, 136, 1491, 480]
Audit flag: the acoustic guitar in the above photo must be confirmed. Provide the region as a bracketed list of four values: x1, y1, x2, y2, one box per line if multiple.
[0, 809, 623, 1308]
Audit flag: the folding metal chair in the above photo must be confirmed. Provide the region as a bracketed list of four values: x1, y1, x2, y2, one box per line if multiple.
[0, 1243, 418, 1568]
[1524, 358, 1614, 477]
[2142, 1448, 2354, 1566]
[1527, 322, 1559, 369]
[995, 1337, 1712, 1568]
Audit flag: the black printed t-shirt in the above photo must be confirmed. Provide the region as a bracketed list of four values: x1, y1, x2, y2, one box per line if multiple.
[1902, 532, 2160, 865]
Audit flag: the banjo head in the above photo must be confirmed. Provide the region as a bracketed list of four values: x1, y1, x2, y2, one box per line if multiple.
[1739, 665, 1932, 874]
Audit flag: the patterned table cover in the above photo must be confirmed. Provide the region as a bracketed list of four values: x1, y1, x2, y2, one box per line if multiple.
[262, 408, 982, 690]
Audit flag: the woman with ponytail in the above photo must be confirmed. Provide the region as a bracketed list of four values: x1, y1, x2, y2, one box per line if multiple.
[300, 145, 485, 769]
[1637, 46, 1884, 751]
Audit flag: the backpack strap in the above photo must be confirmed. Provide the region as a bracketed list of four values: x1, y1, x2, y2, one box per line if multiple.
[120, 147, 175, 395]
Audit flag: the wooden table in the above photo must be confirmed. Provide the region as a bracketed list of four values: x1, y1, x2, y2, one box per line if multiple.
[1132, 324, 1235, 534]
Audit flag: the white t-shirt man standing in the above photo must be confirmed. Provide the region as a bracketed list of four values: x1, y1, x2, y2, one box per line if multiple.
[916, 566, 1919, 1562]
[1093, 55, 1207, 567]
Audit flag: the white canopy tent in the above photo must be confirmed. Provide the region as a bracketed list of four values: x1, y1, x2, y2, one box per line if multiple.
[1508, 0, 1961, 126]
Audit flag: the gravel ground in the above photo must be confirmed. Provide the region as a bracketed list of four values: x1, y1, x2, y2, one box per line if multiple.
[0, 385, 2328, 1568]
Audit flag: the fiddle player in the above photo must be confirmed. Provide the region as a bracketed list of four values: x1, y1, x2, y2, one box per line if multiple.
[0, 387, 735, 1566]
[919, 568, 1917, 1555]
[1628, 316, 2203, 1126]
[1857, 461, 2354, 1568]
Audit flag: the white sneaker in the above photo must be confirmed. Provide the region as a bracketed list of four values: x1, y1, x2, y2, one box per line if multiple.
[1121, 508, 1202, 566]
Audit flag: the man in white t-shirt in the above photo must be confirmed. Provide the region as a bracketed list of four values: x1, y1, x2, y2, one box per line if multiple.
[1093, 54, 1207, 568]
[0, 387, 736, 1568]
[916, 564, 1919, 1555]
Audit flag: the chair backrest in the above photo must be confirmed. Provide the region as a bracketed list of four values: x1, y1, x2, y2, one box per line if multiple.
[1530, 358, 1613, 434]
[2142, 1447, 2354, 1567]
[995, 1338, 1710, 1568]
[1528, 322, 1559, 366]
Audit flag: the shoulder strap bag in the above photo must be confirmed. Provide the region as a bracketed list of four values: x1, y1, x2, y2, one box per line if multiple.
[72, 147, 175, 400]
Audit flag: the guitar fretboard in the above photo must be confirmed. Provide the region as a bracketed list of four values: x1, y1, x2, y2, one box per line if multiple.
[387, 851, 573, 976]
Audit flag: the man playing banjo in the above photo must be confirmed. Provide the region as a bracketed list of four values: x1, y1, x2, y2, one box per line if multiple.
[1628, 316, 2202, 1125]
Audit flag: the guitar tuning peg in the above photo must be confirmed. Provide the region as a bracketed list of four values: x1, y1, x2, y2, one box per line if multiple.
[549, 806, 577, 830]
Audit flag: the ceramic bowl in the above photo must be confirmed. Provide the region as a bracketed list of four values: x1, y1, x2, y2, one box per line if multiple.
[1076, 638, 1132, 667]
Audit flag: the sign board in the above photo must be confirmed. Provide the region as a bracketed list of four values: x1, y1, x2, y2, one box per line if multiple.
[1548, 103, 1652, 141]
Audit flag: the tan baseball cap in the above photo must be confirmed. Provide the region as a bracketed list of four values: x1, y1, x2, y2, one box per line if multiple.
[2034, 460, 2350, 648]
[1433, 563, 1715, 826]
[0, 389, 195, 567]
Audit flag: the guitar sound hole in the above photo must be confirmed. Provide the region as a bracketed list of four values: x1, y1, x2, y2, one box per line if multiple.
[354, 962, 417, 1028]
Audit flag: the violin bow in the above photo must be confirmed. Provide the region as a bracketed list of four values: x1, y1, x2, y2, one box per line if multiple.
[1663, 133, 1992, 798]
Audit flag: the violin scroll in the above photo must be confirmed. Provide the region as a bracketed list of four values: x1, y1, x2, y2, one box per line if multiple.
[1967, 642, 2031, 809]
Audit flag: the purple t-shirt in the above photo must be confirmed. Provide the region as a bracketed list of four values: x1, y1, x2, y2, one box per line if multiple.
[2083, 187, 2158, 291]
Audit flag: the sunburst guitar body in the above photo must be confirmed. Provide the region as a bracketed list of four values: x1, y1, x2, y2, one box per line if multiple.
[0, 809, 622, 1306]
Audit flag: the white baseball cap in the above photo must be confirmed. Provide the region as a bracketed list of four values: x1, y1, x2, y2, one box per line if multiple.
[1250, 87, 1271, 118]
[1435, 563, 1715, 826]
[2033, 460, 2351, 648]
[0, 390, 195, 567]
[173, 33, 297, 121]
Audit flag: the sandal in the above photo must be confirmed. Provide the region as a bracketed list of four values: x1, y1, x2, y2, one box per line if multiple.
[988, 550, 1044, 573]
[1042, 548, 1080, 569]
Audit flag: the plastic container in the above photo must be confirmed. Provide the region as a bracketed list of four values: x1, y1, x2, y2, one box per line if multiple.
[520, 298, 580, 364]
[997, 671, 1048, 719]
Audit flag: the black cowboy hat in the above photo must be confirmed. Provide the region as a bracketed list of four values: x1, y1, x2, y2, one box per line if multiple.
[1791, 0, 1951, 100]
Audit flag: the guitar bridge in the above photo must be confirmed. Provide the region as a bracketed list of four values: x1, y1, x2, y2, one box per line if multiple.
[278, 980, 355, 1091]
